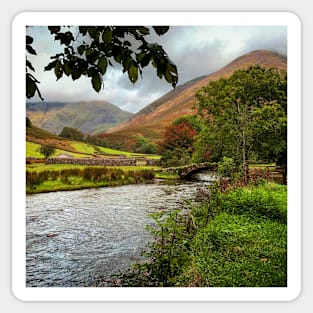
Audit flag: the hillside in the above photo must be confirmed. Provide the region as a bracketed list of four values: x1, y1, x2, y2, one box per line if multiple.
[102, 50, 287, 149]
[26, 124, 159, 159]
[26, 100, 133, 135]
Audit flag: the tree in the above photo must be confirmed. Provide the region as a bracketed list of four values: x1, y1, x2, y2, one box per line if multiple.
[195, 66, 287, 183]
[160, 115, 201, 167]
[39, 144, 56, 159]
[132, 136, 158, 154]
[59, 126, 85, 141]
[26, 26, 178, 100]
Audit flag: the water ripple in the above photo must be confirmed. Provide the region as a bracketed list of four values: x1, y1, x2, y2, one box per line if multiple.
[26, 176, 213, 287]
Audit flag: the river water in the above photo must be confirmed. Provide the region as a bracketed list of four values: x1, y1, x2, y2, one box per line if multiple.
[26, 173, 214, 287]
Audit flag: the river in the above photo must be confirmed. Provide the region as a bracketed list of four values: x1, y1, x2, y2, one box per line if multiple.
[26, 172, 214, 287]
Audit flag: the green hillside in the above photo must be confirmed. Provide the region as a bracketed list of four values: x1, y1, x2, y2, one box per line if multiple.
[26, 124, 160, 160]
[26, 100, 133, 135]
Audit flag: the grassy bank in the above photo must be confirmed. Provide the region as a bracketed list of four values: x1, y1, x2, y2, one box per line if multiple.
[26, 165, 156, 194]
[110, 182, 287, 287]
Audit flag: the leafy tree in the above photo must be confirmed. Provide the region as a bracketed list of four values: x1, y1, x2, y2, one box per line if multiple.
[160, 115, 201, 167]
[26, 26, 178, 100]
[132, 136, 158, 154]
[59, 126, 85, 141]
[195, 66, 287, 183]
[39, 144, 56, 159]
[85, 134, 107, 147]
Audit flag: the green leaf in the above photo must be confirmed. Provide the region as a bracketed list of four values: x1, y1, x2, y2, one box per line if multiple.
[77, 45, 85, 55]
[71, 65, 82, 80]
[88, 27, 98, 39]
[54, 60, 63, 80]
[97, 56, 108, 75]
[128, 61, 138, 84]
[140, 53, 151, 67]
[63, 60, 71, 76]
[26, 36, 33, 44]
[63, 31, 74, 46]
[123, 40, 131, 47]
[137, 27, 150, 35]
[26, 73, 43, 100]
[26, 44, 37, 55]
[26, 60, 35, 72]
[164, 63, 178, 87]
[44, 60, 58, 71]
[48, 26, 61, 34]
[26, 74, 36, 98]
[152, 26, 169, 36]
[102, 27, 112, 43]
[78, 26, 88, 35]
[91, 71, 102, 92]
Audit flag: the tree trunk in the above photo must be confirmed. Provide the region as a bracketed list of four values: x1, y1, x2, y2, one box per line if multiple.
[242, 132, 249, 184]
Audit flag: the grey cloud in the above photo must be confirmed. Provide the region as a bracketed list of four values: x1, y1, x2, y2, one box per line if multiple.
[29, 26, 288, 113]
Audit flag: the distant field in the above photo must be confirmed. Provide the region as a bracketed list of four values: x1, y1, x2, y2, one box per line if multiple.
[71, 142, 97, 154]
[27, 140, 160, 160]
[26, 141, 91, 159]
[26, 163, 160, 173]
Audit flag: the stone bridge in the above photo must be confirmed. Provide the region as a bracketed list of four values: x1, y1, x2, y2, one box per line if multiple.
[162, 162, 217, 179]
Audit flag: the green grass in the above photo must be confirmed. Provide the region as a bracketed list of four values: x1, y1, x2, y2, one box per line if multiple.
[95, 145, 161, 159]
[219, 183, 287, 223]
[26, 163, 160, 173]
[26, 141, 92, 159]
[180, 213, 287, 287]
[26, 166, 156, 194]
[71, 142, 97, 154]
[26, 141, 44, 158]
[118, 182, 287, 287]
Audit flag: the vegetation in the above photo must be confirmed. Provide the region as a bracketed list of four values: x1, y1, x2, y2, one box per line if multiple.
[26, 141, 91, 159]
[111, 181, 287, 287]
[132, 136, 158, 154]
[194, 66, 287, 183]
[26, 26, 177, 100]
[38, 144, 56, 159]
[160, 116, 202, 167]
[26, 166, 155, 193]
[59, 126, 84, 141]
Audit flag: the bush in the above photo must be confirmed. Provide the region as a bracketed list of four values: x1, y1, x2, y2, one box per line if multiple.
[217, 156, 238, 180]
[38, 144, 56, 159]
[219, 184, 287, 223]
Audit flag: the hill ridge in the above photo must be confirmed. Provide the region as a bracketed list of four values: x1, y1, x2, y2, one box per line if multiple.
[102, 50, 287, 150]
[26, 100, 133, 135]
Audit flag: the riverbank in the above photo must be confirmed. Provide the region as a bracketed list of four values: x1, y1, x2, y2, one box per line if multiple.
[26, 164, 180, 194]
[107, 181, 287, 287]
[26, 165, 157, 194]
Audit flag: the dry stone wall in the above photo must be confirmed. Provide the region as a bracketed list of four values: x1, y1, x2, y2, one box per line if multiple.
[45, 157, 159, 166]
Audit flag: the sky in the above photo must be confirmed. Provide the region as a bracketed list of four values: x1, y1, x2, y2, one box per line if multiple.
[27, 26, 287, 113]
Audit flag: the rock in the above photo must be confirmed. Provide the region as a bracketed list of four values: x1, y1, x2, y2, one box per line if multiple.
[47, 233, 58, 238]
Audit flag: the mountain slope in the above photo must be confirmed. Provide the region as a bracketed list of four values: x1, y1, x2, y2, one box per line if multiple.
[26, 100, 133, 135]
[102, 50, 287, 148]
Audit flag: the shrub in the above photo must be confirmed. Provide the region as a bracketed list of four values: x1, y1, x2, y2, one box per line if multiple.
[219, 184, 287, 223]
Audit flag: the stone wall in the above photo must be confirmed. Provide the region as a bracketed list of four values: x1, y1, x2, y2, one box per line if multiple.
[45, 157, 159, 166]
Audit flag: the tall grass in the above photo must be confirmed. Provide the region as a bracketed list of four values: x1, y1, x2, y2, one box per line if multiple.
[110, 181, 287, 287]
[26, 167, 155, 193]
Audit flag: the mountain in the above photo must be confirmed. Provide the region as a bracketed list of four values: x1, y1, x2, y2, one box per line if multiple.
[26, 100, 133, 135]
[101, 50, 287, 149]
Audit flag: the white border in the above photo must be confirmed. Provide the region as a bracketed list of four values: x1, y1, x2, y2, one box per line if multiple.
[12, 11, 301, 302]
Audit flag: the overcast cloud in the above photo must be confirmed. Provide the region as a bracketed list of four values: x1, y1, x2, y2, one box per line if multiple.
[27, 26, 287, 113]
